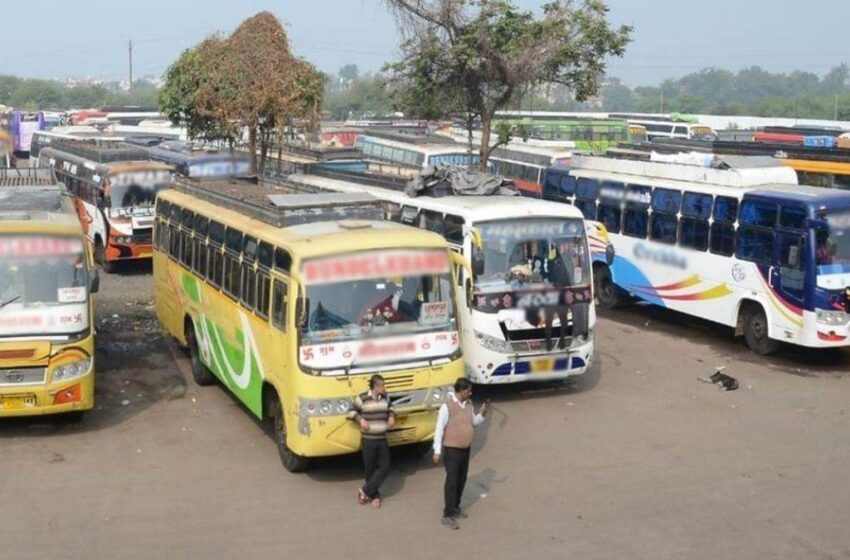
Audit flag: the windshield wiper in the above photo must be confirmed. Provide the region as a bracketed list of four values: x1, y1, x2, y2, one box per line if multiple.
[0, 295, 21, 311]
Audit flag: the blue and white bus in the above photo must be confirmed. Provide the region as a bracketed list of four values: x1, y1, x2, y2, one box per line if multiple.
[355, 134, 481, 169]
[544, 154, 850, 354]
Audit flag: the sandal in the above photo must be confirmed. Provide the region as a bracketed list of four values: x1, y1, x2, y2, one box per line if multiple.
[358, 489, 368, 505]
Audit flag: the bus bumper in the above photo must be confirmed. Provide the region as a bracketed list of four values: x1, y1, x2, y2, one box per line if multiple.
[286, 405, 443, 458]
[0, 374, 94, 418]
[468, 339, 595, 384]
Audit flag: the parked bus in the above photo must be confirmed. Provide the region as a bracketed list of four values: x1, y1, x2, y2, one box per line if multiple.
[153, 178, 464, 470]
[30, 127, 108, 159]
[0, 168, 99, 417]
[8, 111, 46, 157]
[0, 130, 11, 167]
[285, 167, 600, 384]
[489, 144, 572, 196]
[39, 140, 173, 272]
[492, 117, 629, 151]
[540, 154, 850, 354]
[628, 120, 716, 141]
[145, 141, 251, 178]
[356, 134, 481, 169]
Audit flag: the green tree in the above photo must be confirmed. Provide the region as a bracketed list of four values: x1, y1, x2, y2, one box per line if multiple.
[9, 79, 64, 109]
[384, 0, 631, 169]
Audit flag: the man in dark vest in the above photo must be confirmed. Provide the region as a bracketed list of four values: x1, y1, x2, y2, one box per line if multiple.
[432, 377, 488, 529]
[349, 374, 396, 508]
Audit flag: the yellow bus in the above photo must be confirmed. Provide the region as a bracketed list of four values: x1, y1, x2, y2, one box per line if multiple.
[0, 168, 98, 418]
[780, 158, 850, 190]
[0, 130, 12, 167]
[153, 178, 465, 471]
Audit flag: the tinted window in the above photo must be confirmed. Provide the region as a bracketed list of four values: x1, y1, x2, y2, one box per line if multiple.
[194, 215, 209, 238]
[576, 178, 599, 200]
[157, 199, 171, 219]
[225, 228, 243, 254]
[736, 227, 774, 263]
[739, 200, 777, 228]
[779, 206, 807, 230]
[679, 217, 709, 251]
[713, 196, 738, 222]
[274, 247, 292, 272]
[596, 203, 622, 233]
[422, 210, 445, 236]
[444, 214, 464, 245]
[650, 214, 678, 244]
[681, 192, 713, 219]
[243, 236, 258, 263]
[209, 221, 225, 246]
[625, 185, 652, 208]
[623, 208, 648, 238]
[575, 199, 597, 220]
[651, 188, 682, 213]
[599, 181, 625, 202]
[710, 222, 736, 256]
[258, 241, 274, 269]
[271, 280, 287, 330]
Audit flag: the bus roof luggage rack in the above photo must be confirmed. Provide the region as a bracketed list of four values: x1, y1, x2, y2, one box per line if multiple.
[49, 138, 150, 163]
[173, 177, 385, 228]
[0, 167, 59, 187]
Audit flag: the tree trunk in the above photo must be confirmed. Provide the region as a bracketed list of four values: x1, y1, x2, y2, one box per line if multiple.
[248, 126, 258, 174]
[479, 115, 492, 172]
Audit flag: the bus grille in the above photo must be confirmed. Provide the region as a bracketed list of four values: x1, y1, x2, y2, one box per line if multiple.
[384, 374, 416, 391]
[132, 231, 153, 245]
[0, 367, 46, 386]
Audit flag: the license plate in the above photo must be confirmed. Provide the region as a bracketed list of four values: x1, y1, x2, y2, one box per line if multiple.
[1, 395, 34, 410]
[531, 358, 554, 373]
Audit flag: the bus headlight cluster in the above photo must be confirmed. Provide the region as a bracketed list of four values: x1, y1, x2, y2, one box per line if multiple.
[336, 399, 351, 413]
[303, 398, 352, 416]
[431, 387, 444, 402]
[817, 310, 850, 326]
[474, 330, 510, 353]
[53, 358, 92, 381]
[113, 236, 133, 245]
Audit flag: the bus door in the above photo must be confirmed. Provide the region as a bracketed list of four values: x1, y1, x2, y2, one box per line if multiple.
[771, 205, 809, 313]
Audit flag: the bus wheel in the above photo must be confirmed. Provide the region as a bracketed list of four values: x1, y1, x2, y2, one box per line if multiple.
[743, 306, 780, 355]
[269, 396, 310, 473]
[95, 239, 116, 274]
[594, 265, 625, 309]
[186, 325, 216, 386]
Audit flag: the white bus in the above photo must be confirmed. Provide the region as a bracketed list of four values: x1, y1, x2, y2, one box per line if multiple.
[542, 154, 850, 354]
[628, 120, 716, 142]
[488, 144, 573, 197]
[355, 134, 481, 170]
[285, 168, 602, 384]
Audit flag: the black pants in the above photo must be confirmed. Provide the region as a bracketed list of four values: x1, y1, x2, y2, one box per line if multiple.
[361, 438, 391, 499]
[443, 446, 471, 518]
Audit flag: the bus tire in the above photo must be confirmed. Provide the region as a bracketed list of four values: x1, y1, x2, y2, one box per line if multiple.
[743, 305, 780, 355]
[594, 265, 625, 309]
[186, 324, 216, 386]
[268, 394, 310, 473]
[95, 238, 116, 274]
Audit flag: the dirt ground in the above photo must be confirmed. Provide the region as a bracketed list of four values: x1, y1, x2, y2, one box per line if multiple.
[3, 262, 850, 560]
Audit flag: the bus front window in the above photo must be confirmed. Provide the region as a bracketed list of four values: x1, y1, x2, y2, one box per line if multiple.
[298, 250, 459, 374]
[108, 170, 172, 217]
[473, 218, 591, 293]
[0, 236, 89, 337]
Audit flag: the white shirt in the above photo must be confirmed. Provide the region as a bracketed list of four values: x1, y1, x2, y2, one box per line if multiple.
[432, 393, 485, 455]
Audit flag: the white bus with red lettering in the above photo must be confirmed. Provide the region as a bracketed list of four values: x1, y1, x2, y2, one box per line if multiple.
[287, 169, 601, 384]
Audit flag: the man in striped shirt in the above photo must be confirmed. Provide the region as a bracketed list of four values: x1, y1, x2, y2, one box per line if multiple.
[349, 374, 396, 507]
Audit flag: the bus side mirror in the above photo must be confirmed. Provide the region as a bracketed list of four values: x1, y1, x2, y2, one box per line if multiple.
[89, 270, 100, 294]
[295, 296, 309, 328]
[464, 278, 473, 309]
[605, 244, 615, 266]
[463, 225, 483, 250]
[827, 237, 838, 257]
[472, 253, 485, 276]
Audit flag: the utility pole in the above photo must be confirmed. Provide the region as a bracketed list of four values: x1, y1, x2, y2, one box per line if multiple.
[834, 94, 839, 121]
[660, 91, 665, 114]
[128, 38, 134, 92]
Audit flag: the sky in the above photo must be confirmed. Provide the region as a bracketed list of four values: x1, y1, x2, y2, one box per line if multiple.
[1, 0, 849, 86]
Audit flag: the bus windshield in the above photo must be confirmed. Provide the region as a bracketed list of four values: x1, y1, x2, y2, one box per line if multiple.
[0, 236, 89, 337]
[298, 249, 459, 373]
[108, 169, 172, 217]
[821, 210, 850, 269]
[473, 217, 590, 293]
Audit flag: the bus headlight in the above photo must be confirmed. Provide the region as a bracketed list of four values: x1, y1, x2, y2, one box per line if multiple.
[319, 400, 332, 415]
[474, 330, 510, 353]
[431, 387, 443, 402]
[53, 358, 92, 381]
[113, 236, 133, 245]
[337, 399, 351, 413]
[816, 310, 850, 326]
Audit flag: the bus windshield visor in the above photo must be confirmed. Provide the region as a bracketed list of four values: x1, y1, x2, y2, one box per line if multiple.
[0, 236, 90, 337]
[473, 218, 590, 293]
[108, 169, 172, 217]
[298, 249, 459, 373]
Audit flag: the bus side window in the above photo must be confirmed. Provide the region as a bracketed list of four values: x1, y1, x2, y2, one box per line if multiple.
[596, 203, 621, 234]
[168, 224, 181, 261]
[779, 206, 807, 230]
[240, 263, 257, 309]
[256, 273, 271, 319]
[679, 192, 712, 251]
[736, 227, 774, 264]
[575, 177, 599, 220]
[650, 213, 678, 244]
[223, 254, 241, 299]
[622, 208, 648, 238]
[207, 247, 223, 288]
[444, 214, 464, 245]
[180, 231, 193, 269]
[271, 280, 288, 330]
[422, 210, 445, 236]
[400, 206, 419, 226]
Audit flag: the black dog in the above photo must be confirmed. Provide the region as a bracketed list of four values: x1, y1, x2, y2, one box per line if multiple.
[698, 368, 739, 391]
